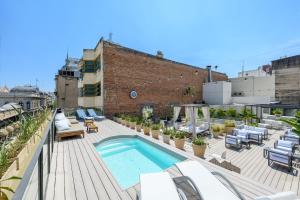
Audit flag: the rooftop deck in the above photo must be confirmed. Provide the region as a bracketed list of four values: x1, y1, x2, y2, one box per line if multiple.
[43, 120, 297, 200]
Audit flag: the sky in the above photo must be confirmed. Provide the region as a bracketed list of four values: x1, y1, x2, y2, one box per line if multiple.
[1, 0, 300, 92]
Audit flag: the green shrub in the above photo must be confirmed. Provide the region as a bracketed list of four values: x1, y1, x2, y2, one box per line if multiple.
[151, 124, 161, 130]
[272, 108, 283, 116]
[224, 120, 235, 127]
[192, 137, 206, 146]
[162, 129, 173, 135]
[142, 120, 151, 128]
[209, 108, 216, 118]
[226, 108, 237, 118]
[215, 108, 226, 118]
[174, 131, 186, 139]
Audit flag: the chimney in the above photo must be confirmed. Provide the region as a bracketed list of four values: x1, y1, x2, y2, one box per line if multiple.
[206, 65, 212, 82]
[156, 51, 164, 58]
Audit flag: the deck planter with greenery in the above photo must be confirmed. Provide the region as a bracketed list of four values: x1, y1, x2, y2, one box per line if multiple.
[192, 137, 207, 158]
[174, 131, 186, 150]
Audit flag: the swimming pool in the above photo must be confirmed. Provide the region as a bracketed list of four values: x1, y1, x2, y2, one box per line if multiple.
[95, 136, 186, 189]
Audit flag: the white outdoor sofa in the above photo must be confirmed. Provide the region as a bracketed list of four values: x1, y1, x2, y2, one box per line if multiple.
[233, 128, 263, 145]
[281, 129, 300, 145]
[225, 135, 243, 149]
[274, 140, 295, 153]
[241, 125, 268, 140]
[266, 148, 293, 172]
[255, 191, 300, 200]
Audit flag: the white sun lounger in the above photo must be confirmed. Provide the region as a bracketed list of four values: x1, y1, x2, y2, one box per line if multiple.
[139, 172, 181, 200]
[176, 161, 241, 200]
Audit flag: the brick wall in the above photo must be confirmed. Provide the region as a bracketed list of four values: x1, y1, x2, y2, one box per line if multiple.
[102, 42, 228, 117]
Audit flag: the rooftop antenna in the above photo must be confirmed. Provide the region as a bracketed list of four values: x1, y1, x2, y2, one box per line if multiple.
[109, 32, 113, 42]
[35, 79, 39, 88]
[242, 60, 245, 77]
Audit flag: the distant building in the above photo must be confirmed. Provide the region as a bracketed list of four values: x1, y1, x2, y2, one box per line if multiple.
[238, 65, 272, 77]
[0, 86, 9, 94]
[0, 85, 50, 112]
[272, 55, 300, 104]
[55, 56, 80, 110]
[78, 38, 228, 117]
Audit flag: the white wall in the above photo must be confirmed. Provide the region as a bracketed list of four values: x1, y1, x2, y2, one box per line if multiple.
[230, 75, 275, 101]
[232, 96, 271, 104]
[203, 81, 232, 105]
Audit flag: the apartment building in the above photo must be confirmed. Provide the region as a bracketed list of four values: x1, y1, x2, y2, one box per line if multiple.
[55, 57, 80, 110]
[78, 38, 228, 117]
[272, 55, 300, 104]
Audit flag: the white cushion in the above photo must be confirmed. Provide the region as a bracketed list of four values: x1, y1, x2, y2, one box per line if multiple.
[55, 113, 66, 121]
[276, 146, 292, 153]
[55, 120, 70, 131]
[278, 140, 293, 148]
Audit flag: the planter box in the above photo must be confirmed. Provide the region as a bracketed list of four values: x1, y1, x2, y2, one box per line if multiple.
[143, 127, 150, 135]
[0, 117, 51, 199]
[136, 125, 142, 132]
[192, 144, 207, 158]
[126, 121, 130, 127]
[162, 134, 170, 144]
[130, 122, 136, 129]
[225, 127, 235, 135]
[151, 130, 160, 139]
[174, 138, 185, 149]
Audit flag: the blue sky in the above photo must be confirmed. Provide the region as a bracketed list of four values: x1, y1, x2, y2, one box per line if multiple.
[1, 0, 300, 92]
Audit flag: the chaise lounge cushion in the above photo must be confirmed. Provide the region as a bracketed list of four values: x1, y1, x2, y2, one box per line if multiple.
[55, 119, 70, 131]
[55, 113, 66, 121]
[276, 140, 293, 152]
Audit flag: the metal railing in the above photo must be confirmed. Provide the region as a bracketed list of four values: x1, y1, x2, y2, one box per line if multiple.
[12, 109, 57, 200]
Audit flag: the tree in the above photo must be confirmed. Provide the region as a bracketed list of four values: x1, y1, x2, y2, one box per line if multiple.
[280, 110, 300, 135]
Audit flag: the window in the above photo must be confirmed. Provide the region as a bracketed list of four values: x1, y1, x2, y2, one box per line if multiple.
[81, 82, 101, 97]
[82, 56, 101, 73]
[26, 101, 31, 110]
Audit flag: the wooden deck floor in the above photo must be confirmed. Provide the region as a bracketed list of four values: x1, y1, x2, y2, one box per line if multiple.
[45, 120, 290, 200]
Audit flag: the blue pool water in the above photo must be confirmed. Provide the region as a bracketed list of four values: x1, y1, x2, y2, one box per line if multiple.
[95, 137, 185, 189]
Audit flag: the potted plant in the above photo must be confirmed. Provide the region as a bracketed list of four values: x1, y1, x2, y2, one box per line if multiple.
[224, 120, 235, 135]
[162, 129, 172, 144]
[142, 120, 151, 135]
[192, 137, 207, 158]
[135, 118, 143, 132]
[174, 131, 186, 149]
[120, 114, 126, 126]
[151, 124, 161, 139]
[211, 124, 223, 138]
[273, 108, 283, 117]
[125, 116, 131, 127]
[129, 117, 136, 129]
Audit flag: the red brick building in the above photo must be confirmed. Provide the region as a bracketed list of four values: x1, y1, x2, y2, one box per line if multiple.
[78, 38, 228, 117]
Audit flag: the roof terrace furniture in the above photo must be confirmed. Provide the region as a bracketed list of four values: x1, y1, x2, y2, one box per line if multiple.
[262, 119, 284, 130]
[258, 123, 272, 129]
[139, 172, 181, 200]
[281, 130, 300, 145]
[225, 135, 243, 149]
[244, 125, 268, 140]
[55, 113, 85, 141]
[234, 128, 263, 145]
[76, 109, 94, 120]
[255, 191, 299, 200]
[87, 109, 105, 121]
[175, 160, 243, 200]
[274, 140, 295, 154]
[266, 148, 293, 172]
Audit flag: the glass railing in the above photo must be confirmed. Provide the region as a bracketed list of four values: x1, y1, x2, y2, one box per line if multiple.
[12, 109, 56, 200]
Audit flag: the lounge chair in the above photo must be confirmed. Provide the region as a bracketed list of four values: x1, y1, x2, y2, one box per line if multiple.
[266, 148, 293, 172]
[274, 140, 295, 153]
[139, 172, 181, 200]
[176, 161, 242, 200]
[225, 135, 242, 149]
[255, 191, 299, 200]
[87, 109, 105, 121]
[234, 128, 263, 145]
[56, 123, 85, 141]
[76, 109, 94, 120]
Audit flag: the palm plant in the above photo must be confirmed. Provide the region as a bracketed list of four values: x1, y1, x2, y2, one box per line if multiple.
[0, 176, 21, 200]
[239, 108, 258, 125]
[280, 110, 300, 135]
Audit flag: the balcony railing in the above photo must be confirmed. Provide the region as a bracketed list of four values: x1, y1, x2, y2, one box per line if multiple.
[12, 109, 57, 200]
